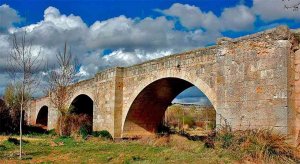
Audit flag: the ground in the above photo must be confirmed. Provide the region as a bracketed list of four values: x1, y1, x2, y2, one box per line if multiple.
[0, 134, 239, 163]
[1, 131, 299, 164]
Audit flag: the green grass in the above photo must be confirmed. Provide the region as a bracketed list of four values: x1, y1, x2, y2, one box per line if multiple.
[0, 133, 298, 163]
[0, 135, 237, 163]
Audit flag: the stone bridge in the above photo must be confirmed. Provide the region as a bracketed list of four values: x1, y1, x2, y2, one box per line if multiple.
[27, 26, 300, 144]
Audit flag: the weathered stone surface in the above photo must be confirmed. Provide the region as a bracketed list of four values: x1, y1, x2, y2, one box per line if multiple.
[27, 26, 300, 145]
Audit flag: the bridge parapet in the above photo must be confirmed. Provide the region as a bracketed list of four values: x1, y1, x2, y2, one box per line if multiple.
[95, 67, 123, 82]
[123, 46, 217, 77]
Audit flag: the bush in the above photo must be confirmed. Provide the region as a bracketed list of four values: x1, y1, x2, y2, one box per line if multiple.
[79, 125, 90, 139]
[195, 121, 205, 128]
[7, 137, 29, 145]
[204, 131, 216, 148]
[183, 116, 195, 128]
[56, 114, 92, 136]
[236, 129, 297, 162]
[24, 125, 47, 135]
[0, 101, 23, 134]
[0, 145, 7, 151]
[215, 126, 300, 162]
[47, 129, 57, 136]
[92, 130, 112, 139]
[157, 123, 171, 134]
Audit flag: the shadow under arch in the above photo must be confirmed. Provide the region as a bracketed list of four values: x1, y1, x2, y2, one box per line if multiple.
[69, 94, 94, 131]
[36, 105, 48, 127]
[122, 77, 216, 138]
[0, 99, 5, 107]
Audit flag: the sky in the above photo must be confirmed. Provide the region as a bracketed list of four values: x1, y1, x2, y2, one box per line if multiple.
[0, 0, 300, 105]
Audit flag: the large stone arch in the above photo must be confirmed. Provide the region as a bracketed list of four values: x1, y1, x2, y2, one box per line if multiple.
[121, 74, 217, 138]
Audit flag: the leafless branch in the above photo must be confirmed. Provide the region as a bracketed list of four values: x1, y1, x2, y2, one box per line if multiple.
[7, 29, 42, 159]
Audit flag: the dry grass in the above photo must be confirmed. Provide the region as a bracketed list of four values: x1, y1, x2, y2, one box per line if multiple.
[138, 134, 205, 152]
[1, 128, 299, 163]
[216, 128, 300, 163]
[56, 114, 92, 136]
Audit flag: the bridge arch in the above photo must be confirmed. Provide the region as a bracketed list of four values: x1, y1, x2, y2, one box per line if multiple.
[122, 76, 217, 138]
[36, 105, 48, 127]
[0, 98, 5, 106]
[68, 94, 94, 132]
[69, 94, 93, 115]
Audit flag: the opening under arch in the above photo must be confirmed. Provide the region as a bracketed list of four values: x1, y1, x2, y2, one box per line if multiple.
[0, 99, 5, 108]
[36, 106, 48, 127]
[69, 94, 93, 132]
[122, 77, 216, 138]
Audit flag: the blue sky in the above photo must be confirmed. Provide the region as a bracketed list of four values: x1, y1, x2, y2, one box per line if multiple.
[0, 0, 300, 105]
[2, 0, 251, 25]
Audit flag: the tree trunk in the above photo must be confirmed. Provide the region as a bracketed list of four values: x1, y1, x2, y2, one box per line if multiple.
[19, 80, 25, 160]
[19, 102, 23, 159]
[60, 113, 63, 136]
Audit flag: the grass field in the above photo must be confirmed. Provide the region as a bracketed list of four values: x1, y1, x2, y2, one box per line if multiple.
[0, 132, 299, 163]
[0, 134, 240, 164]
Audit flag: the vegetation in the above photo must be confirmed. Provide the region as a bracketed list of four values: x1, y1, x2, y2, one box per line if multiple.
[46, 42, 78, 136]
[215, 127, 300, 163]
[55, 113, 92, 137]
[92, 130, 113, 140]
[6, 30, 42, 159]
[164, 104, 216, 135]
[0, 128, 299, 163]
[0, 84, 31, 134]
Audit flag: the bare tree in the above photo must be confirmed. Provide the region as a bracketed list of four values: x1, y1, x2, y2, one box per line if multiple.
[47, 42, 77, 136]
[7, 30, 41, 159]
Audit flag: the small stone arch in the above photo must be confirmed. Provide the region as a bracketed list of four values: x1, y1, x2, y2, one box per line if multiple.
[0, 99, 5, 107]
[36, 105, 48, 127]
[69, 94, 93, 115]
[68, 94, 94, 132]
[67, 90, 94, 110]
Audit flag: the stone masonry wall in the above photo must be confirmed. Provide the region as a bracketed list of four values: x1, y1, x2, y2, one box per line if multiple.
[28, 26, 299, 144]
[216, 26, 291, 133]
[121, 26, 292, 138]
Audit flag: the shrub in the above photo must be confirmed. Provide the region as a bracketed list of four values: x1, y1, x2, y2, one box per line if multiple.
[0, 145, 7, 151]
[215, 126, 300, 162]
[0, 100, 23, 134]
[56, 114, 92, 136]
[204, 131, 216, 148]
[157, 123, 171, 134]
[24, 125, 47, 135]
[7, 137, 28, 145]
[195, 121, 205, 128]
[183, 116, 195, 128]
[79, 125, 90, 139]
[236, 129, 297, 162]
[92, 130, 112, 139]
[47, 129, 57, 136]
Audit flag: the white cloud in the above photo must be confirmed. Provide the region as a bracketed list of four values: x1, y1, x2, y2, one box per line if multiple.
[78, 49, 172, 78]
[0, 4, 20, 33]
[220, 5, 255, 31]
[0, 2, 299, 98]
[252, 0, 300, 22]
[172, 97, 212, 106]
[160, 3, 255, 32]
[160, 3, 220, 30]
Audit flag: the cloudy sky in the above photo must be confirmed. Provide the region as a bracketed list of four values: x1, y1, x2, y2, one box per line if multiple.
[0, 0, 300, 105]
